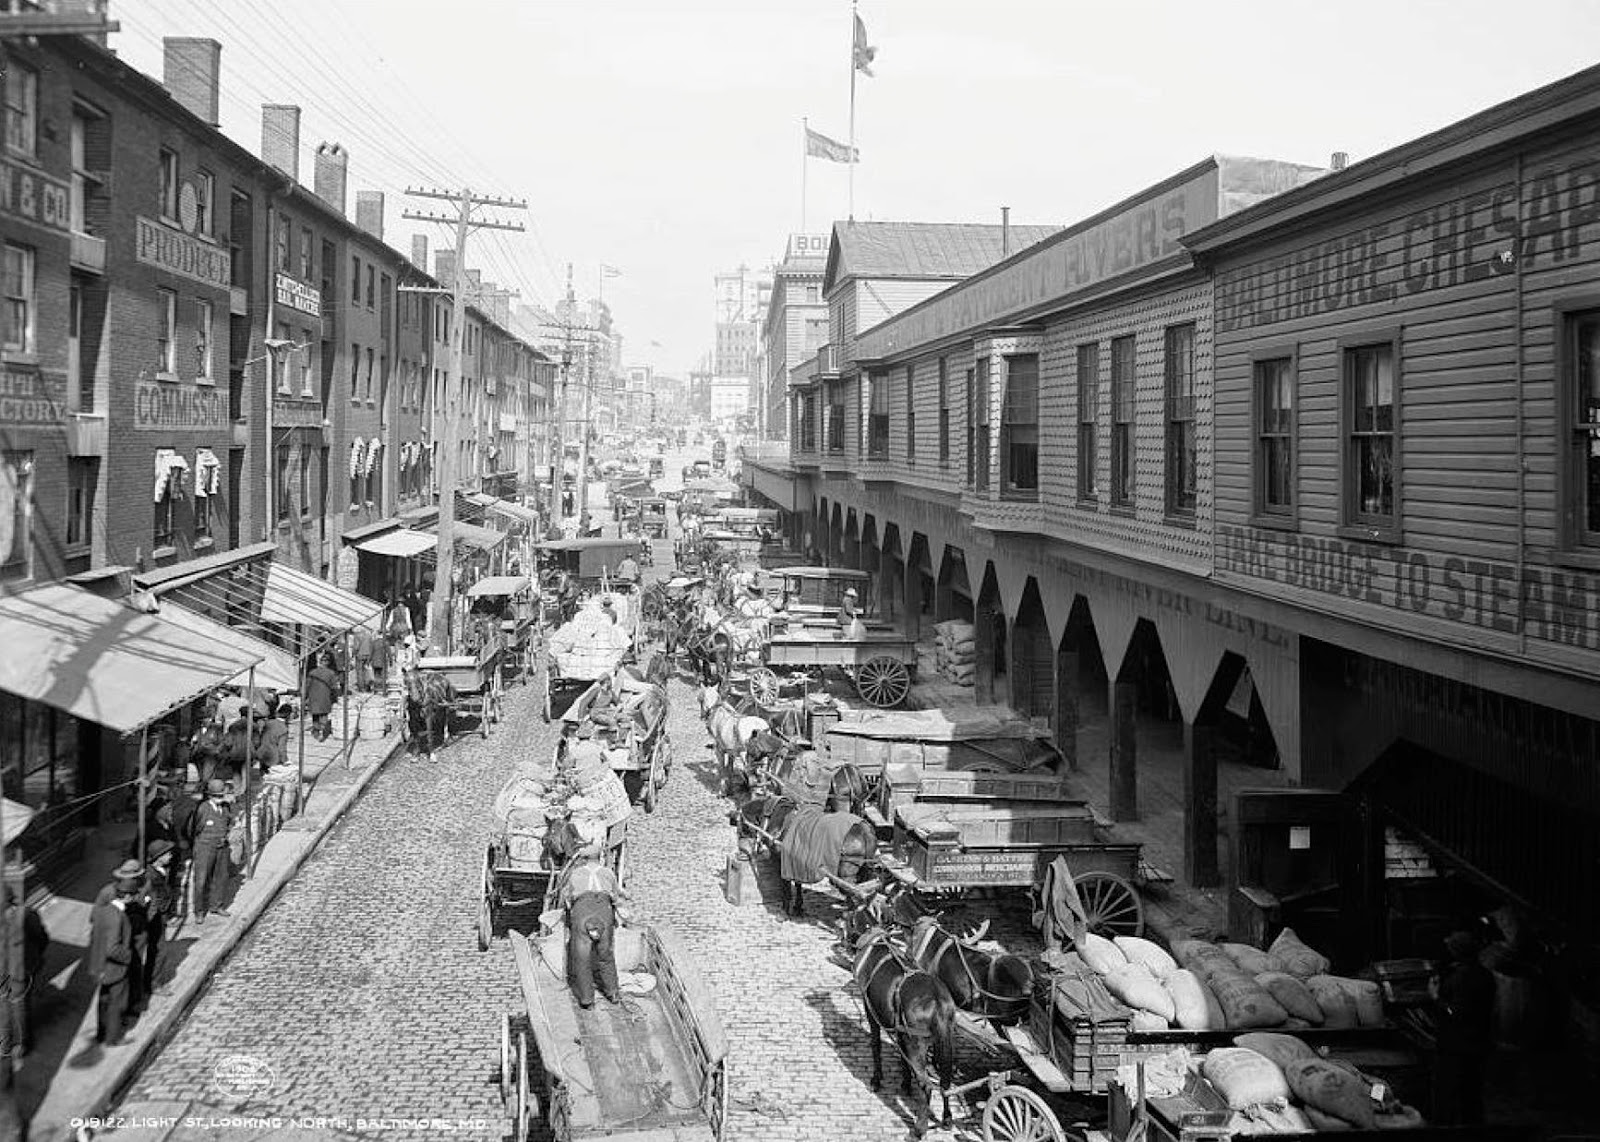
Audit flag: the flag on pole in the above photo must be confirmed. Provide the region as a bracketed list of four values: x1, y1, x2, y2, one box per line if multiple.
[853, 12, 877, 77]
[601, 264, 621, 278]
[805, 125, 858, 164]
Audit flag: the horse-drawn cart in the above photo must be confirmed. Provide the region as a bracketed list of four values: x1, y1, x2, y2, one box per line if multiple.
[467, 574, 538, 688]
[565, 670, 673, 813]
[416, 641, 502, 738]
[494, 926, 729, 1142]
[542, 593, 637, 722]
[750, 627, 919, 708]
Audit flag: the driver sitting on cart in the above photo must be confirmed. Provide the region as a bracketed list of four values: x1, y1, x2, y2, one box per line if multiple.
[614, 553, 641, 586]
[557, 840, 629, 1009]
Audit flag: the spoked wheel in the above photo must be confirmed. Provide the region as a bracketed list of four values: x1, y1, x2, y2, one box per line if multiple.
[642, 760, 658, 813]
[514, 1032, 536, 1141]
[497, 1014, 512, 1104]
[477, 894, 493, 952]
[704, 1058, 730, 1140]
[982, 1084, 1067, 1142]
[855, 656, 912, 707]
[747, 667, 780, 707]
[1076, 870, 1146, 937]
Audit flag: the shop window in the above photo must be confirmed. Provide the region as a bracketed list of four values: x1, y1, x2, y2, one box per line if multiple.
[1565, 307, 1600, 549]
[193, 169, 214, 237]
[0, 694, 80, 863]
[156, 289, 177, 376]
[904, 364, 916, 461]
[193, 485, 211, 541]
[1002, 353, 1039, 495]
[1110, 335, 1136, 508]
[4, 60, 37, 158]
[1254, 355, 1296, 520]
[195, 298, 214, 381]
[0, 452, 31, 577]
[153, 463, 179, 551]
[1163, 323, 1196, 518]
[3, 242, 33, 354]
[66, 457, 96, 551]
[1342, 336, 1399, 535]
[973, 357, 991, 491]
[1076, 343, 1099, 502]
[937, 357, 950, 463]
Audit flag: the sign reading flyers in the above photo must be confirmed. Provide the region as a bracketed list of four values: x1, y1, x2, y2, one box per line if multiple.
[275, 273, 321, 318]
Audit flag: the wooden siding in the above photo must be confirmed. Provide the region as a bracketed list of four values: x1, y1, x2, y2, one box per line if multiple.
[857, 279, 951, 334]
[1211, 134, 1600, 675]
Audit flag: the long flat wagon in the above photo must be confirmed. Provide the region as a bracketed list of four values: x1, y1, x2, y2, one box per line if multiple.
[417, 641, 502, 738]
[756, 628, 918, 708]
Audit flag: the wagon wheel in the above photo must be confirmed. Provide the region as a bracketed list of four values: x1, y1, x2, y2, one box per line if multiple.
[855, 656, 911, 707]
[514, 1032, 535, 1141]
[642, 757, 659, 814]
[480, 695, 492, 739]
[612, 836, 628, 889]
[747, 666, 780, 707]
[477, 895, 493, 952]
[1076, 870, 1145, 938]
[705, 1057, 730, 1140]
[498, 1014, 513, 1104]
[541, 675, 553, 724]
[982, 1084, 1067, 1142]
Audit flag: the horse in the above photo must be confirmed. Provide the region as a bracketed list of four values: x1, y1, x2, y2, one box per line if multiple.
[700, 687, 770, 794]
[826, 762, 870, 816]
[852, 927, 957, 1138]
[403, 667, 455, 759]
[738, 795, 877, 917]
[907, 913, 1034, 1024]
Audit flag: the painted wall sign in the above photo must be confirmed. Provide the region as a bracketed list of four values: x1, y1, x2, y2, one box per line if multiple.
[135, 216, 231, 289]
[0, 367, 64, 425]
[0, 158, 69, 233]
[133, 380, 226, 431]
[272, 399, 324, 429]
[274, 272, 322, 318]
[1217, 524, 1599, 651]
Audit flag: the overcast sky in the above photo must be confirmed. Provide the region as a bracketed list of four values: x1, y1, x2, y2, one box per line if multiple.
[115, 0, 1600, 377]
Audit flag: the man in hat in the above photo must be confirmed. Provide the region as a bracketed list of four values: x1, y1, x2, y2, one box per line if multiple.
[305, 652, 341, 742]
[86, 861, 141, 1045]
[556, 847, 628, 1009]
[187, 779, 234, 925]
[615, 553, 641, 586]
[599, 596, 619, 625]
[566, 722, 607, 772]
[254, 703, 289, 776]
[836, 587, 864, 638]
[131, 841, 179, 1003]
[735, 580, 775, 623]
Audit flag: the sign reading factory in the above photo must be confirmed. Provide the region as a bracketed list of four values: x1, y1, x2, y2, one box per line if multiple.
[274, 273, 322, 318]
[0, 158, 70, 233]
[135, 216, 231, 289]
[133, 380, 226, 431]
[0, 367, 64, 425]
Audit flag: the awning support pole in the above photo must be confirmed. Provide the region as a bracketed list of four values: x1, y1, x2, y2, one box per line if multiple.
[137, 724, 148, 872]
[297, 655, 308, 817]
[243, 666, 255, 875]
[342, 629, 352, 770]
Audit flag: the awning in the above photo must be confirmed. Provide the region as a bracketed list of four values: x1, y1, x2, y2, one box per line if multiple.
[351, 528, 438, 558]
[259, 560, 384, 629]
[341, 517, 403, 545]
[483, 498, 539, 527]
[153, 601, 302, 692]
[0, 799, 36, 846]
[467, 575, 533, 598]
[445, 521, 508, 552]
[0, 583, 264, 734]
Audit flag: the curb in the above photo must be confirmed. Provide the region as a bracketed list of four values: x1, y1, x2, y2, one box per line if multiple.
[28, 734, 406, 1142]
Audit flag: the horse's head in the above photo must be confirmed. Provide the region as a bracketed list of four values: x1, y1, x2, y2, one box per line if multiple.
[836, 820, 879, 883]
[697, 685, 722, 719]
[827, 763, 870, 816]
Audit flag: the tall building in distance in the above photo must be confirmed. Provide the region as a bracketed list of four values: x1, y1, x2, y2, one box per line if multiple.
[710, 263, 773, 425]
[760, 234, 830, 440]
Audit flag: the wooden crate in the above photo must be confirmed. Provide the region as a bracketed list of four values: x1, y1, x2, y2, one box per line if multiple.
[897, 803, 1099, 848]
[1028, 999, 1132, 1093]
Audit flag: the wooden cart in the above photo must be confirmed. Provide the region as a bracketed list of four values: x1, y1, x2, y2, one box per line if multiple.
[417, 642, 502, 738]
[565, 673, 673, 814]
[493, 926, 729, 1142]
[466, 575, 538, 688]
[478, 817, 628, 952]
[750, 628, 919, 708]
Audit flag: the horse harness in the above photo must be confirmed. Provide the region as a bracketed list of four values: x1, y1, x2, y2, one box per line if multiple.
[855, 929, 939, 1041]
[909, 919, 1029, 1009]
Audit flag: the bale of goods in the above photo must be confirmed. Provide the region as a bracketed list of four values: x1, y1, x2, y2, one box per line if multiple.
[1076, 932, 1127, 976]
[1232, 1032, 1319, 1070]
[1173, 938, 1232, 973]
[1334, 976, 1385, 1027]
[1165, 969, 1218, 1031]
[1306, 975, 1360, 1028]
[1130, 1008, 1170, 1032]
[1200, 961, 1290, 1030]
[1223, 941, 1289, 976]
[1115, 935, 1177, 979]
[1200, 1047, 1292, 1110]
[1205, 986, 1228, 1032]
[1270, 926, 1331, 979]
[1282, 1058, 1379, 1128]
[1302, 1106, 1356, 1131]
[1256, 972, 1324, 1024]
[1103, 962, 1176, 1022]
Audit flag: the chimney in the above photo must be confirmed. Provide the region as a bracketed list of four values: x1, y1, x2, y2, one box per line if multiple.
[411, 234, 428, 271]
[261, 105, 301, 181]
[1331, 151, 1349, 171]
[355, 190, 385, 240]
[163, 38, 221, 127]
[435, 249, 457, 288]
[1001, 206, 1011, 257]
[313, 143, 348, 214]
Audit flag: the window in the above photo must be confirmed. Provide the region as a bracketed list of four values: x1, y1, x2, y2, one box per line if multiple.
[66, 458, 95, 551]
[3, 243, 33, 354]
[154, 467, 177, 550]
[1568, 309, 1600, 547]
[1254, 357, 1295, 518]
[1077, 344, 1099, 501]
[1344, 340, 1397, 528]
[4, 61, 36, 157]
[805, 285, 820, 303]
[300, 331, 314, 395]
[1110, 335, 1136, 507]
[366, 265, 375, 309]
[973, 357, 991, 491]
[157, 148, 180, 220]
[273, 321, 291, 393]
[156, 289, 177, 375]
[827, 383, 846, 452]
[867, 372, 889, 456]
[299, 450, 311, 518]
[275, 446, 290, 522]
[905, 365, 917, 460]
[69, 109, 94, 234]
[300, 226, 313, 280]
[1002, 353, 1039, 494]
[937, 358, 950, 463]
[802, 392, 818, 450]
[964, 367, 975, 484]
[193, 169, 214, 236]
[352, 255, 361, 303]
[193, 477, 211, 541]
[366, 346, 375, 402]
[350, 341, 360, 402]
[274, 216, 289, 271]
[0, 452, 31, 575]
[195, 299, 213, 380]
[1164, 324, 1197, 517]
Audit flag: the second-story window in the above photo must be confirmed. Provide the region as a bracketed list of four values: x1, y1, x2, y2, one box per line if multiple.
[1110, 334, 1136, 507]
[352, 255, 361, 303]
[195, 298, 213, 381]
[1565, 308, 1600, 549]
[156, 289, 177, 375]
[1002, 353, 1039, 495]
[1164, 323, 1197, 518]
[274, 216, 289, 271]
[4, 61, 37, 158]
[366, 265, 375, 309]
[159, 148, 180, 221]
[3, 243, 33, 354]
[827, 383, 845, 453]
[905, 365, 917, 460]
[1344, 339, 1398, 532]
[350, 341, 360, 402]
[973, 357, 991, 491]
[366, 347, 375, 402]
[300, 226, 313, 280]
[69, 105, 105, 236]
[193, 169, 214, 236]
[1254, 356, 1295, 518]
[300, 330, 315, 395]
[937, 357, 950, 462]
[868, 372, 889, 456]
[1077, 343, 1099, 501]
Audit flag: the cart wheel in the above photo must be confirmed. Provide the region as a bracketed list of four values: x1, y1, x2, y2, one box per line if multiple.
[515, 1032, 536, 1140]
[855, 656, 912, 707]
[612, 839, 628, 889]
[982, 1084, 1066, 1142]
[541, 682, 552, 723]
[477, 895, 492, 952]
[1076, 870, 1146, 938]
[642, 767, 658, 814]
[705, 1058, 730, 1140]
[498, 1014, 512, 1104]
[747, 667, 780, 706]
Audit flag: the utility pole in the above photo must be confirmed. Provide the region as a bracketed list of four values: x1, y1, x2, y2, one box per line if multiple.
[403, 187, 525, 653]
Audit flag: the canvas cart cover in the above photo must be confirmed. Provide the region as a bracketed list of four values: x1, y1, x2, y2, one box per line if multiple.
[779, 805, 860, 883]
[823, 708, 1049, 742]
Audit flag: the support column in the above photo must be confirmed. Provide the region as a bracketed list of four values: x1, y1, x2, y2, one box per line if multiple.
[1055, 646, 1080, 770]
[1110, 678, 1138, 822]
[1183, 720, 1220, 887]
[974, 608, 997, 705]
[903, 561, 922, 642]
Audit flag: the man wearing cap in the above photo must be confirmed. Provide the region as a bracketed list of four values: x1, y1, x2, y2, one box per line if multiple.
[615, 554, 640, 586]
[86, 862, 140, 1045]
[556, 848, 628, 1009]
[735, 581, 775, 622]
[187, 780, 234, 925]
[131, 841, 179, 1003]
[836, 588, 864, 638]
[566, 722, 607, 772]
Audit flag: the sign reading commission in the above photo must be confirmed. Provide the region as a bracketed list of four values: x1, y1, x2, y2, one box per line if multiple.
[275, 273, 322, 318]
[136, 216, 231, 289]
[133, 380, 226, 431]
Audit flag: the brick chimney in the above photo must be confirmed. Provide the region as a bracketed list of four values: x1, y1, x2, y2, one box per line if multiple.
[163, 38, 221, 127]
[355, 190, 384, 240]
[434, 249, 457, 289]
[313, 143, 348, 214]
[261, 105, 301, 181]
[411, 234, 428, 272]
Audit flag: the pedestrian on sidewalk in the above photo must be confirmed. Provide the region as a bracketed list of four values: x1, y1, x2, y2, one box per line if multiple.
[351, 624, 375, 693]
[305, 654, 341, 742]
[369, 619, 390, 692]
[87, 862, 140, 1045]
[219, 703, 253, 781]
[557, 847, 627, 1009]
[254, 705, 289, 776]
[130, 841, 178, 1002]
[188, 780, 234, 926]
[3, 878, 49, 1057]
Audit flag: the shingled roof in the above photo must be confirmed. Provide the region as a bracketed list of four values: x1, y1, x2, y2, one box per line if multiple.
[823, 220, 1063, 294]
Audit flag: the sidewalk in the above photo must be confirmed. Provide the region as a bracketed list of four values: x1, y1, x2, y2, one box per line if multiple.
[21, 696, 405, 1142]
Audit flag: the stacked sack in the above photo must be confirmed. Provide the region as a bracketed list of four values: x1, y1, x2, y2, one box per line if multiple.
[933, 620, 977, 686]
[1203, 1033, 1426, 1130]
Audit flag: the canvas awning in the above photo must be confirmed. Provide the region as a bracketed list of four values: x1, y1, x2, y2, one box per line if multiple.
[430, 521, 507, 552]
[466, 575, 532, 598]
[258, 561, 384, 629]
[350, 528, 438, 558]
[0, 583, 264, 734]
[483, 498, 539, 527]
[153, 602, 302, 692]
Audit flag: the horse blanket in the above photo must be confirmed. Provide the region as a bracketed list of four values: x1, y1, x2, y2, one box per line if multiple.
[778, 805, 860, 884]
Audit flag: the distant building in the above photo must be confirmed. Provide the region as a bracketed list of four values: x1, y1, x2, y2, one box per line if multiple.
[760, 234, 829, 440]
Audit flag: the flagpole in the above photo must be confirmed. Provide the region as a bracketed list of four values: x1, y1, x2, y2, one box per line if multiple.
[802, 117, 809, 231]
[848, 0, 857, 222]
